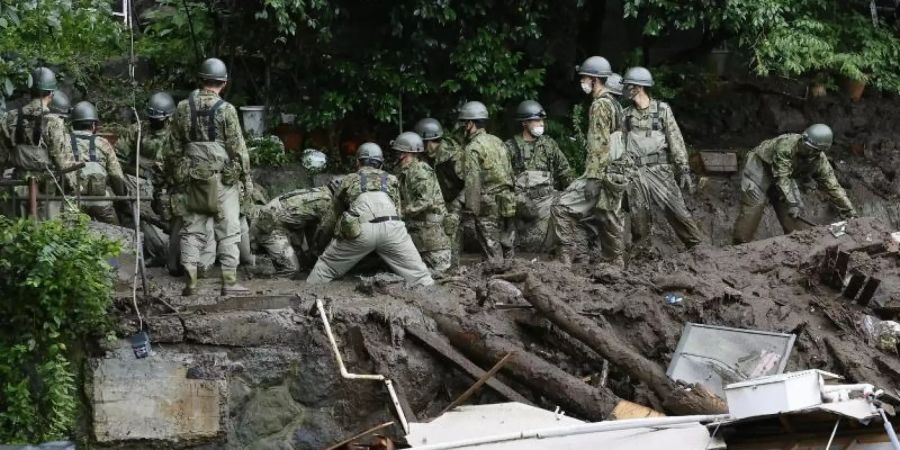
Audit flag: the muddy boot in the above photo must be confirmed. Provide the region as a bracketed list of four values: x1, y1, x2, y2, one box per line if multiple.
[221, 268, 250, 296]
[182, 265, 198, 296]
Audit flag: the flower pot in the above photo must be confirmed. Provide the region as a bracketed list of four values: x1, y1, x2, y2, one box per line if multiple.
[709, 49, 730, 77]
[809, 83, 828, 98]
[274, 123, 302, 152]
[844, 79, 866, 102]
[239, 105, 267, 136]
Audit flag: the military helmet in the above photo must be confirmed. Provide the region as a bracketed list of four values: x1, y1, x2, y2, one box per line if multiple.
[802, 123, 834, 151]
[31, 67, 58, 93]
[147, 92, 176, 119]
[49, 90, 71, 116]
[357, 142, 384, 163]
[391, 131, 425, 153]
[577, 56, 613, 78]
[414, 118, 443, 141]
[623, 66, 654, 87]
[605, 73, 624, 96]
[71, 101, 99, 124]
[515, 100, 546, 121]
[198, 57, 228, 81]
[301, 149, 327, 172]
[457, 101, 489, 121]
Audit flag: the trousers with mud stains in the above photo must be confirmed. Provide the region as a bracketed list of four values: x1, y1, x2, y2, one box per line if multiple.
[732, 152, 809, 244]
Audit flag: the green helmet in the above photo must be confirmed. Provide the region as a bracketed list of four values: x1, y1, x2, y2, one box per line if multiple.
[414, 118, 443, 141]
[457, 101, 489, 121]
[49, 90, 71, 116]
[301, 148, 327, 172]
[31, 67, 58, 93]
[577, 56, 613, 78]
[801, 123, 834, 151]
[515, 100, 546, 121]
[605, 73, 624, 96]
[357, 142, 384, 163]
[391, 131, 425, 153]
[623, 66, 654, 87]
[198, 57, 228, 81]
[71, 101, 99, 124]
[147, 92, 175, 119]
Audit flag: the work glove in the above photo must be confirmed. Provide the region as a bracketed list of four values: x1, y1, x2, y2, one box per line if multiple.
[678, 168, 695, 194]
[787, 204, 801, 219]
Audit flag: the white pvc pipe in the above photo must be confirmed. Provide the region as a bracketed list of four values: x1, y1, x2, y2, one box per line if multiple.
[316, 298, 410, 434]
[411, 414, 731, 450]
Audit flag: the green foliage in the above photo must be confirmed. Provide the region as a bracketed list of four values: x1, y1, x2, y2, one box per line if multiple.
[0, 213, 119, 442]
[248, 135, 290, 167]
[546, 102, 589, 174]
[137, 0, 213, 84]
[0, 0, 124, 99]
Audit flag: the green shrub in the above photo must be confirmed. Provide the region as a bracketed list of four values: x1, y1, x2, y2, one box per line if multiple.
[0, 213, 120, 442]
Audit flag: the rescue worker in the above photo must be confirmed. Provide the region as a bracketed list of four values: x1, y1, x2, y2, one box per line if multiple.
[0, 67, 73, 218]
[46, 89, 76, 191]
[393, 131, 451, 273]
[458, 101, 516, 262]
[732, 124, 857, 243]
[505, 100, 573, 251]
[249, 150, 336, 273]
[306, 143, 433, 285]
[67, 101, 127, 224]
[169, 57, 253, 296]
[415, 117, 465, 269]
[549, 56, 625, 264]
[48, 90, 71, 118]
[621, 66, 704, 249]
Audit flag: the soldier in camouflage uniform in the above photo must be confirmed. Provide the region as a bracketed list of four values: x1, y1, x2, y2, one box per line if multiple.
[0, 68, 74, 218]
[392, 131, 451, 273]
[66, 101, 127, 225]
[732, 124, 857, 243]
[458, 101, 516, 262]
[621, 66, 704, 250]
[415, 118, 465, 269]
[307, 143, 433, 285]
[168, 58, 253, 296]
[549, 57, 626, 264]
[505, 100, 573, 251]
[249, 151, 336, 273]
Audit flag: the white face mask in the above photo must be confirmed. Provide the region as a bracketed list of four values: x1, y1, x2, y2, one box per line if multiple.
[530, 125, 545, 137]
[581, 80, 593, 94]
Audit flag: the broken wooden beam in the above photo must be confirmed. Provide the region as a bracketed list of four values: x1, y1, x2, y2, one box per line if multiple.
[440, 352, 515, 414]
[520, 274, 728, 416]
[844, 272, 867, 300]
[858, 277, 881, 307]
[425, 314, 620, 421]
[406, 327, 531, 405]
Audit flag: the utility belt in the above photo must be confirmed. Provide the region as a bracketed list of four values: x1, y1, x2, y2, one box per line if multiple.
[408, 213, 444, 225]
[634, 152, 670, 167]
[369, 215, 400, 223]
[337, 210, 399, 240]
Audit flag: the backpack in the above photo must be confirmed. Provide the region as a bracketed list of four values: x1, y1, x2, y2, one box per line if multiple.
[71, 133, 108, 196]
[10, 107, 51, 171]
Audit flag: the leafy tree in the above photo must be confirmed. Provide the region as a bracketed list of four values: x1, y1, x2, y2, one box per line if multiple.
[0, 213, 119, 442]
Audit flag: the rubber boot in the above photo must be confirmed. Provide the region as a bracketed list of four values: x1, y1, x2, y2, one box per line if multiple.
[221, 268, 250, 296]
[182, 265, 198, 296]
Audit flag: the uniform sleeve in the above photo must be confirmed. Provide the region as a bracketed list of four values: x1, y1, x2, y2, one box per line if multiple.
[585, 98, 614, 174]
[504, 139, 517, 170]
[222, 105, 250, 178]
[0, 115, 13, 166]
[662, 103, 689, 170]
[314, 196, 338, 249]
[813, 154, 856, 217]
[115, 123, 137, 161]
[772, 140, 799, 205]
[102, 141, 127, 196]
[463, 142, 482, 212]
[44, 118, 77, 188]
[548, 138, 574, 188]
[403, 167, 442, 218]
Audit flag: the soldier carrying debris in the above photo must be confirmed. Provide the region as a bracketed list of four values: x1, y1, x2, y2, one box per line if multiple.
[732, 123, 857, 244]
[306, 143, 434, 286]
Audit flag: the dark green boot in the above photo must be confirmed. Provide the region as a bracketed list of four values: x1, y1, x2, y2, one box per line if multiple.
[182, 265, 198, 296]
[221, 268, 250, 296]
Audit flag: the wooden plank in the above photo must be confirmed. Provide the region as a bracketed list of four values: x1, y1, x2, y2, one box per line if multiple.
[857, 278, 881, 306]
[441, 352, 515, 414]
[406, 327, 532, 405]
[843, 273, 866, 300]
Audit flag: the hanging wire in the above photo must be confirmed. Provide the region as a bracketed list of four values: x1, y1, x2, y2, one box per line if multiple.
[125, 0, 145, 331]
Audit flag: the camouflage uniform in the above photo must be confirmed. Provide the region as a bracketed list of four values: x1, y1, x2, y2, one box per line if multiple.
[505, 134, 573, 251]
[463, 128, 516, 261]
[250, 186, 336, 272]
[67, 129, 126, 224]
[307, 166, 433, 285]
[732, 133, 856, 243]
[624, 99, 703, 249]
[397, 157, 451, 272]
[168, 88, 251, 272]
[0, 99, 74, 218]
[549, 92, 624, 262]
[427, 136, 465, 268]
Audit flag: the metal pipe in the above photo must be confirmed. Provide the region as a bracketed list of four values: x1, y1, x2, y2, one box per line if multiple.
[411, 414, 730, 450]
[316, 297, 410, 434]
[879, 408, 900, 450]
[28, 177, 38, 219]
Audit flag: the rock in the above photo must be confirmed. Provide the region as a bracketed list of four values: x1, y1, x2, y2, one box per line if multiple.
[90, 345, 227, 445]
[487, 279, 524, 305]
[235, 385, 304, 444]
[88, 221, 140, 285]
